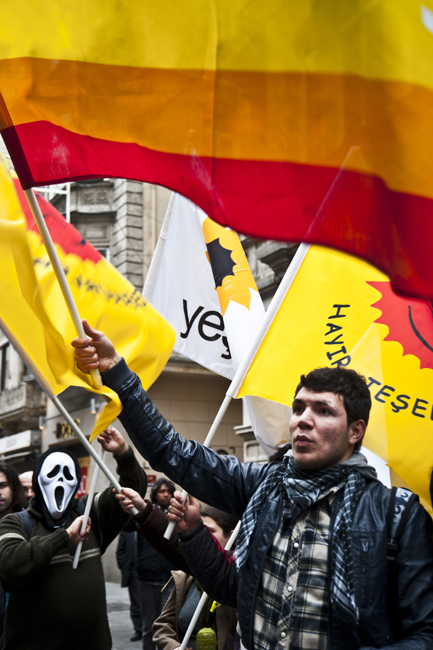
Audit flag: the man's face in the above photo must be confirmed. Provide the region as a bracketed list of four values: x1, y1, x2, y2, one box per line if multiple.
[20, 472, 34, 503]
[290, 388, 365, 470]
[0, 472, 13, 517]
[155, 483, 173, 508]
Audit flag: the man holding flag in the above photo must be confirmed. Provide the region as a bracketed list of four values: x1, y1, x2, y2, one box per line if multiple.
[73, 324, 433, 650]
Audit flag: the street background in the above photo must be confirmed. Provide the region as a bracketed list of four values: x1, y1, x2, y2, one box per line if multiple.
[107, 581, 141, 650]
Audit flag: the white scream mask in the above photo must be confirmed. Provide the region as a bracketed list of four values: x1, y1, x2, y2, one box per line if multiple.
[38, 452, 79, 520]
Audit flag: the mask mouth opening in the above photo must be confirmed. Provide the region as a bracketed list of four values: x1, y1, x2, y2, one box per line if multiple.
[55, 486, 64, 510]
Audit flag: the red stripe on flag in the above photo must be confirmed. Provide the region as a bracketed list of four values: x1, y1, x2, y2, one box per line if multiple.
[4, 120, 433, 299]
[12, 177, 102, 263]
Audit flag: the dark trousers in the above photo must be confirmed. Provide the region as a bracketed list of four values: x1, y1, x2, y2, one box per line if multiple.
[139, 581, 173, 650]
[129, 573, 143, 633]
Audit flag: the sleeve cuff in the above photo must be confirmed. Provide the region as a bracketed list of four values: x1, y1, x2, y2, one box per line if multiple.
[178, 519, 204, 542]
[102, 358, 135, 392]
[132, 499, 153, 526]
[114, 445, 136, 473]
[51, 527, 70, 553]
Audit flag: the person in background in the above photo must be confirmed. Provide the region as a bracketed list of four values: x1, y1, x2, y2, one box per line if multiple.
[136, 477, 176, 650]
[115, 486, 238, 650]
[19, 471, 34, 505]
[0, 463, 27, 640]
[117, 520, 144, 642]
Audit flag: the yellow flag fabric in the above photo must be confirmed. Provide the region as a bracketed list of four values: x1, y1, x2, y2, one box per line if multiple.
[237, 246, 433, 509]
[3, 1, 433, 299]
[0, 153, 175, 439]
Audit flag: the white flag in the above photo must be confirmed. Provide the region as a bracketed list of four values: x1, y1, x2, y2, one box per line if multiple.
[144, 193, 291, 456]
[144, 194, 233, 379]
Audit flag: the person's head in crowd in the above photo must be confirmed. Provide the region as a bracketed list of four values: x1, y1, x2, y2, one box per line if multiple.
[151, 477, 175, 508]
[19, 471, 35, 504]
[201, 505, 238, 548]
[290, 366, 371, 470]
[0, 462, 27, 518]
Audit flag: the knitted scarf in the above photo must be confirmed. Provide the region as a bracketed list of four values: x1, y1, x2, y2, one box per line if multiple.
[235, 451, 377, 626]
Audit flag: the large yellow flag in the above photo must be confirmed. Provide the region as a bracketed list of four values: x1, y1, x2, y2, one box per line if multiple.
[237, 245, 433, 509]
[0, 153, 175, 439]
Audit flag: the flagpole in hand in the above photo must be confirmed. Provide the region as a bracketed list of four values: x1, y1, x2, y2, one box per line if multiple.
[163, 394, 232, 540]
[23, 188, 103, 390]
[73, 445, 106, 569]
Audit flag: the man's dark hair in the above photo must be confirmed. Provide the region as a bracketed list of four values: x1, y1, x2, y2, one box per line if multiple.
[150, 477, 175, 503]
[294, 367, 371, 450]
[201, 505, 238, 539]
[0, 462, 27, 513]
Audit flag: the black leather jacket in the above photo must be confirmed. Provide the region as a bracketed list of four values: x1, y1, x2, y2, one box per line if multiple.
[104, 360, 433, 650]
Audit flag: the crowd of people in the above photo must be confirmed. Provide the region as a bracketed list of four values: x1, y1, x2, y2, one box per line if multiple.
[0, 318, 432, 650]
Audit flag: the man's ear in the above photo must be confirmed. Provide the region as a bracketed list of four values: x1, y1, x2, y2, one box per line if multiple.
[348, 419, 366, 446]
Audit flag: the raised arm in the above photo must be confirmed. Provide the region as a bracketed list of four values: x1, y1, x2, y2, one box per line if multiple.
[116, 487, 190, 573]
[72, 325, 273, 520]
[86, 427, 148, 553]
[168, 491, 239, 608]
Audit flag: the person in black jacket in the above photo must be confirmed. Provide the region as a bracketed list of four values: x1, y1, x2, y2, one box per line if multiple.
[73, 322, 433, 650]
[117, 521, 143, 642]
[136, 477, 176, 650]
[0, 463, 27, 640]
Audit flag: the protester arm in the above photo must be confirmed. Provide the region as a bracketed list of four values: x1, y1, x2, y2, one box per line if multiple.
[0, 514, 69, 587]
[133, 501, 191, 573]
[87, 446, 147, 554]
[179, 522, 238, 608]
[102, 359, 271, 519]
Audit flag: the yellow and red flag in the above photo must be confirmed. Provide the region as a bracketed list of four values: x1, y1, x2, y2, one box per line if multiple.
[0, 153, 175, 439]
[234, 245, 433, 509]
[1, 1, 433, 298]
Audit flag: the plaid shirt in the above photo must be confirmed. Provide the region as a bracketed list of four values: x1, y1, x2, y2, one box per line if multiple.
[253, 490, 340, 650]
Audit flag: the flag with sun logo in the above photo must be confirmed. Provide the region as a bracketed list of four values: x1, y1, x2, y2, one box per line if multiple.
[144, 192, 291, 455]
[234, 244, 433, 509]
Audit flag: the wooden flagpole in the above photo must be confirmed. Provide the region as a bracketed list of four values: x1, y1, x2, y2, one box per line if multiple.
[73, 446, 106, 569]
[52, 395, 138, 515]
[23, 188, 103, 390]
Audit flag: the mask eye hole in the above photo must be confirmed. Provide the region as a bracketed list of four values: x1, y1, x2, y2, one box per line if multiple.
[63, 466, 73, 481]
[47, 465, 60, 479]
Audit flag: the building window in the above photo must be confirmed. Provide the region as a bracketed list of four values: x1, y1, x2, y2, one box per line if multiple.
[96, 247, 110, 262]
[0, 344, 10, 392]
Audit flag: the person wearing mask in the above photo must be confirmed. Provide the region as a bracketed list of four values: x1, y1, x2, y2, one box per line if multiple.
[0, 428, 147, 650]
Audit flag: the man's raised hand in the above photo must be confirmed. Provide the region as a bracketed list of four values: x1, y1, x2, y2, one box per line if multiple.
[71, 319, 121, 374]
[167, 491, 201, 535]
